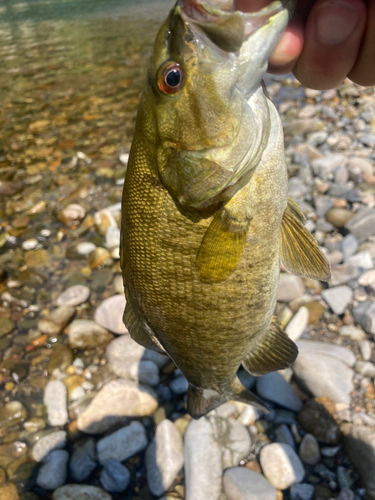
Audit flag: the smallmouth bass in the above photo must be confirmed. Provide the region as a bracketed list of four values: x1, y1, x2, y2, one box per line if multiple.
[121, 0, 330, 418]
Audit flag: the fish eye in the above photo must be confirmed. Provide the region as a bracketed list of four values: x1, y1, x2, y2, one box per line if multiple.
[158, 62, 184, 95]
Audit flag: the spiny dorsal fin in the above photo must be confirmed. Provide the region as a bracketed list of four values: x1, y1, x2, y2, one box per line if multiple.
[196, 208, 249, 282]
[242, 319, 298, 377]
[280, 198, 331, 282]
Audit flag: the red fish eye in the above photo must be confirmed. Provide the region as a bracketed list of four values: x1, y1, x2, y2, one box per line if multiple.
[158, 63, 184, 95]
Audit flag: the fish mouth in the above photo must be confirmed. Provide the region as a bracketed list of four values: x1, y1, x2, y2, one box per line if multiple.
[179, 0, 295, 52]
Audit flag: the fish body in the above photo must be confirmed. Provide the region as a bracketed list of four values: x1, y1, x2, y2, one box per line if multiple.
[121, 0, 330, 418]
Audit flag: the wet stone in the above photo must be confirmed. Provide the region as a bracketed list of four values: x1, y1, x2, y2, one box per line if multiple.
[36, 449, 69, 490]
[77, 380, 158, 434]
[38, 306, 75, 336]
[0, 401, 28, 431]
[298, 397, 341, 444]
[299, 433, 320, 465]
[24, 249, 51, 268]
[169, 375, 188, 394]
[69, 438, 97, 482]
[100, 459, 130, 493]
[259, 442, 304, 490]
[256, 372, 303, 412]
[56, 285, 90, 307]
[57, 204, 86, 226]
[31, 431, 67, 462]
[68, 319, 114, 350]
[52, 484, 112, 500]
[44, 380, 68, 427]
[88, 248, 111, 268]
[0, 318, 15, 337]
[223, 467, 277, 500]
[146, 419, 184, 497]
[94, 295, 127, 334]
[212, 416, 252, 468]
[290, 483, 314, 500]
[47, 344, 74, 374]
[97, 421, 147, 464]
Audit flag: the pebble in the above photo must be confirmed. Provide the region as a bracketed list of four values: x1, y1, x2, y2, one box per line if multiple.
[31, 431, 67, 462]
[0, 401, 27, 430]
[259, 442, 305, 490]
[338, 325, 366, 341]
[277, 275, 305, 302]
[94, 295, 128, 334]
[290, 483, 314, 500]
[36, 449, 69, 489]
[52, 484, 112, 500]
[88, 247, 111, 268]
[298, 433, 320, 465]
[44, 380, 68, 426]
[352, 301, 375, 335]
[358, 269, 375, 291]
[76, 241, 96, 256]
[326, 208, 354, 228]
[296, 340, 356, 366]
[38, 305, 75, 336]
[321, 286, 353, 315]
[105, 226, 120, 249]
[100, 460, 130, 493]
[274, 424, 296, 450]
[256, 372, 303, 412]
[223, 467, 277, 500]
[347, 251, 374, 270]
[0, 483, 19, 500]
[146, 419, 184, 496]
[169, 375, 188, 394]
[97, 421, 148, 464]
[285, 307, 309, 341]
[47, 344, 74, 374]
[341, 234, 359, 261]
[57, 204, 86, 226]
[68, 319, 114, 350]
[238, 405, 259, 426]
[69, 438, 97, 482]
[77, 380, 158, 434]
[345, 207, 375, 243]
[342, 424, 375, 498]
[212, 416, 252, 468]
[355, 361, 375, 377]
[56, 285, 90, 307]
[358, 340, 372, 361]
[184, 417, 222, 500]
[0, 317, 15, 337]
[298, 397, 341, 444]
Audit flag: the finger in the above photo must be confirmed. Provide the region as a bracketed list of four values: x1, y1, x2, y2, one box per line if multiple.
[349, 0, 375, 85]
[268, 16, 304, 74]
[293, 0, 367, 89]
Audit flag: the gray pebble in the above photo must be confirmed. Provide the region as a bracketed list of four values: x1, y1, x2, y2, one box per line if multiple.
[345, 207, 375, 243]
[341, 234, 358, 261]
[352, 301, 375, 335]
[56, 285, 90, 307]
[44, 380, 68, 427]
[298, 433, 320, 465]
[277, 274, 305, 302]
[223, 467, 277, 500]
[70, 438, 97, 482]
[296, 340, 356, 366]
[52, 484, 112, 500]
[347, 251, 374, 270]
[169, 375, 188, 394]
[256, 372, 302, 412]
[94, 294, 128, 334]
[100, 459, 130, 493]
[338, 325, 366, 341]
[274, 424, 296, 450]
[37, 450, 69, 490]
[260, 442, 305, 490]
[321, 286, 353, 315]
[32, 431, 67, 462]
[359, 340, 372, 361]
[69, 319, 114, 350]
[97, 421, 148, 464]
[38, 305, 75, 336]
[290, 483, 314, 500]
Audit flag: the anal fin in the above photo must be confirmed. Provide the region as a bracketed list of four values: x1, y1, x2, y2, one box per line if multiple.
[280, 198, 331, 282]
[187, 377, 268, 419]
[242, 319, 298, 377]
[196, 207, 249, 282]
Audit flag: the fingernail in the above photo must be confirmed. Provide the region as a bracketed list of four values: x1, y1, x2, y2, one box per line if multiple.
[315, 0, 360, 45]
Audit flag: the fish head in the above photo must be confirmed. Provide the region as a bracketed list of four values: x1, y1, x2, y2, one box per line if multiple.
[150, 0, 293, 150]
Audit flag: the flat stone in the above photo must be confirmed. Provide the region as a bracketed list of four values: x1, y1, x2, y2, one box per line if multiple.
[146, 419, 184, 496]
[298, 397, 341, 444]
[100, 460, 130, 493]
[321, 286, 353, 315]
[77, 380, 158, 434]
[56, 285, 90, 307]
[352, 301, 375, 335]
[0, 318, 15, 337]
[290, 483, 314, 500]
[345, 207, 375, 243]
[223, 467, 277, 500]
[285, 307, 309, 341]
[296, 340, 356, 367]
[52, 485, 112, 500]
[97, 421, 147, 464]
[298, 434, 320, 465]
[38, 306, 75, 336]
[338, 325, 366, 341]
[106, 335, 167, 386]
[256, 372, 303, 412]
[36, 450, 69, 490]
[68, 319, 114, 350]
[277, 275, 305, 302]
[69, 438, 97, 482]
[94, 295, 127, 334]
[359, 340, 372, 361]
[184, 417, 222, 500]
[260, 443, 304, 490]
[341, 235, 359, 261]
[293, 352, 353, 405]
[44, 380, 68, 426]
[342, 424, 375, 500]
[31, 431, 67, 462]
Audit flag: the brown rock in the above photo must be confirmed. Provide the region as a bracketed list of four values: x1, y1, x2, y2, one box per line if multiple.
[38, 306, 75, 336]
[0, 482, 19, 500]
[88, 248, 111, 269]
[25, 250, 51, 268]
[0, 318, 15, 337]
[12, 215, 30, 229]
[302, 302, 324, 325]
[326, 208, 354, 229]
[298, 397, 341, 444]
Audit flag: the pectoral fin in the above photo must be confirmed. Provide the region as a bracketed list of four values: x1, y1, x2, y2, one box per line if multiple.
[196, 208, 249, 282]
[242, 319, 298, 376]
[280, 198, 331, 281]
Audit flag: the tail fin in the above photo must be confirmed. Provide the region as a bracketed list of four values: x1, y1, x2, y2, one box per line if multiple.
[187, 377, 268, 419]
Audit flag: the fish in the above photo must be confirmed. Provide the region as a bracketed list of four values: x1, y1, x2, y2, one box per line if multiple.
[120, 0, 331, 419]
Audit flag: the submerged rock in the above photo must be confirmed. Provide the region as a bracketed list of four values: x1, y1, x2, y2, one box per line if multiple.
[223, 467, 277, 500]
[97, 421, 148, 464]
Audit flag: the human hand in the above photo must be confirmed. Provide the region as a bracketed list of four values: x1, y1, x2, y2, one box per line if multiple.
[234, 0, 374, 89]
